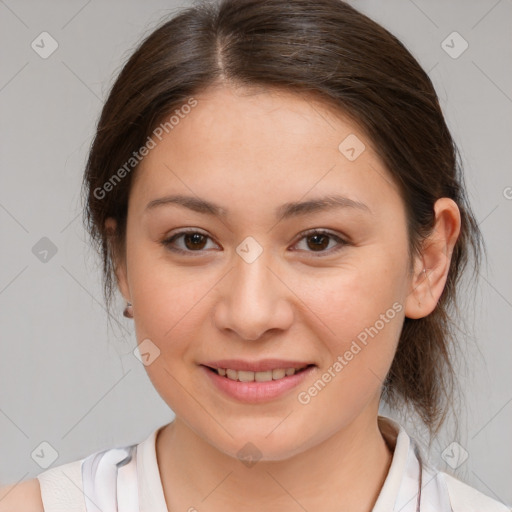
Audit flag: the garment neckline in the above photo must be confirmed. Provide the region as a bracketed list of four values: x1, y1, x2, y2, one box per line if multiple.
[373, 416, 414, 511]
[137, 424, 169, 511]
[138, 415, 411, 512]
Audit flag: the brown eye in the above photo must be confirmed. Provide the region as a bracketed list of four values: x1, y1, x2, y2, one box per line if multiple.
[161, 230, 218, 255]
[306, 233, 330, 251]
[292, 229, 348, 257]
[183, 232, 207, 250]
[161, 228, 348, 257]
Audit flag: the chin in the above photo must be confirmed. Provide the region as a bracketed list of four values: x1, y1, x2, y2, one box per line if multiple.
[203, 423, 314, 464]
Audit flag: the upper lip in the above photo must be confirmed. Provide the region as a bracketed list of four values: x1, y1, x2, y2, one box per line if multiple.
[201, 359, 315, 372]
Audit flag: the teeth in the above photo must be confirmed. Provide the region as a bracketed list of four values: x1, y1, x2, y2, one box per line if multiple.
[226, 368, 237, 380]
[255, 370, 273, 382]
[272, 368, 286, 379]
[215, 366, 308, 382]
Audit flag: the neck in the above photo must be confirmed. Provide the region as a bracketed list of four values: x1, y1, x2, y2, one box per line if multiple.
[156, 406, 393, 512]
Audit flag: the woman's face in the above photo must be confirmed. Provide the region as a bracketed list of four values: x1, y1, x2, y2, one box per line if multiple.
[113, 85, 416, 460]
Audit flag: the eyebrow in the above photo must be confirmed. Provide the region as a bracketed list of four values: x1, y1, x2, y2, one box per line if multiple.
[144, 193, 372, 219]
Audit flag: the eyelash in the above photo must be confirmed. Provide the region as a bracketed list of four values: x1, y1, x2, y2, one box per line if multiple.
[161, 228, 349, 257]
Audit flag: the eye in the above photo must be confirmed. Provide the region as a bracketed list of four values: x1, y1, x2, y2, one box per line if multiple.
[291, 229, 348, 257]
[161, 229, 219, 255]
[161, 228, 348, 257]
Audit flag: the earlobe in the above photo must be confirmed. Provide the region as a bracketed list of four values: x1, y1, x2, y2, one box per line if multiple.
[105, 217, 130, 303]
[404, 198, 461, 319]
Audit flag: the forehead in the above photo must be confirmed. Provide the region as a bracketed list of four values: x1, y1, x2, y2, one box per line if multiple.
[130, 84, 401, 217]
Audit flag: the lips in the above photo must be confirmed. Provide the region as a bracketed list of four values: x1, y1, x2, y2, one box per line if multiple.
[200, 361, 317, 403]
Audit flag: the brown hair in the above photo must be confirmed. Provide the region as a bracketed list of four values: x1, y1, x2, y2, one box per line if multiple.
[82, 0, 484, 436]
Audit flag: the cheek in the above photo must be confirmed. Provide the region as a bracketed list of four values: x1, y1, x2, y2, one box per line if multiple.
[128, 253, 208, 411]
[298, 257, 405, 342]
[292, 254, 405, 398]
[294, 271, 404, 418]
[127, 242, 208, 348]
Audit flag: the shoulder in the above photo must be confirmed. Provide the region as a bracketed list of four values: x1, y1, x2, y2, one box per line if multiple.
[0, 431, 152, 512]
[438, 471, 511, 512]
[35, 458, 86, 512]
[0, 478, 44, 512]
[0, 456, 86, 512]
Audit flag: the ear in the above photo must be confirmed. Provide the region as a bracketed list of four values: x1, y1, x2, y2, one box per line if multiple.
[404, 198, 461, 319]
[105, 217, 130, 303]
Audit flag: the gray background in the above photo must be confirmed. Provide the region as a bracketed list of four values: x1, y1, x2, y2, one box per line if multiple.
[1, 0, 511, 507]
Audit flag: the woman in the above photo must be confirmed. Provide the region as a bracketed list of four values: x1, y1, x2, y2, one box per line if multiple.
[2, 0, 509, 510]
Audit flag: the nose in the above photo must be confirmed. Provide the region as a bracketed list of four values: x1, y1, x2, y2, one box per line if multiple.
[213, 250, 294, 341]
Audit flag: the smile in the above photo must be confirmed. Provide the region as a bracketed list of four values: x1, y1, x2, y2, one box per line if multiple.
[200, 362, 317, 403]
[209, 365, 311, 382]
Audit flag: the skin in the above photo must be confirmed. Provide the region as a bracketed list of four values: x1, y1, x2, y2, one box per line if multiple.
[105, 84, 461, 511]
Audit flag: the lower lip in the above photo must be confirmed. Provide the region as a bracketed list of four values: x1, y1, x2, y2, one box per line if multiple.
[200, 365, 316, 403]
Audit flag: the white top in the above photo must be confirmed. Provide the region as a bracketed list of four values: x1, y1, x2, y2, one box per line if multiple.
[36, 416, 511, 512]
